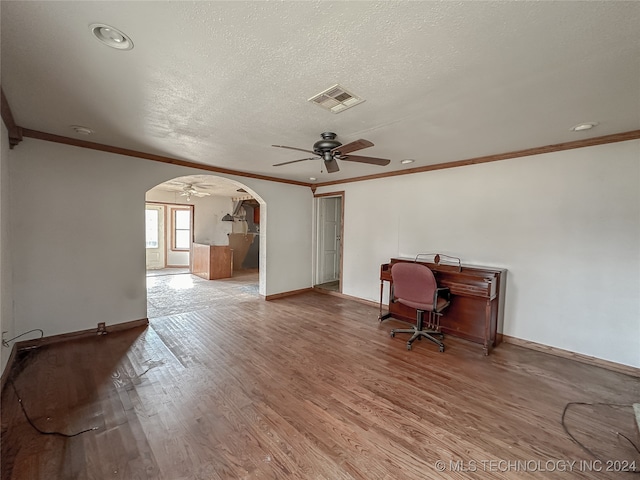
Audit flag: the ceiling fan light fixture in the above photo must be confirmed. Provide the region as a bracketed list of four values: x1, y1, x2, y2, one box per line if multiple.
[178, 184, 211, 200]
[90, 23, 134, 50]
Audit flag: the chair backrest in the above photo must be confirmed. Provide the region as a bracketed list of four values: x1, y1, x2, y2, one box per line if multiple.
[391, 262, 437, 306]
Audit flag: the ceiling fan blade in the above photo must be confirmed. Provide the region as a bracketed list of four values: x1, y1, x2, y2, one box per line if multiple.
[272, 145, 317, 155]
[339, 154, 390, 166]
[273, 157, 317, 167]
[331, 139, 373, 155]
[324, 159, 340, 173]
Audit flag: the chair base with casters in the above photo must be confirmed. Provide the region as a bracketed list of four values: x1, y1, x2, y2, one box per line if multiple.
[390, 310, 445, 352]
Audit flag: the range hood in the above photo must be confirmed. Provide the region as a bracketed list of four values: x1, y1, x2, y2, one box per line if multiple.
[223, 198, 259, 221]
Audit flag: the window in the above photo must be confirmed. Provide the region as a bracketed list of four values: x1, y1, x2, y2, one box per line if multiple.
[172, 209, 191, 250]
[145, 209, 159, 248]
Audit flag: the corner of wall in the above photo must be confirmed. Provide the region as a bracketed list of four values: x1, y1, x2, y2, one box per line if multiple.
[0, 123, 15, 376]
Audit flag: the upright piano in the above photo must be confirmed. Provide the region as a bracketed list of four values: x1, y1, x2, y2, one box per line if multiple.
[379, 257, 506, 355]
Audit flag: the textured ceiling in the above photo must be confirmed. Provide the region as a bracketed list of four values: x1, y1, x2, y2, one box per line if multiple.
[2, 1, 639, 184]
[149, 175, 252, 199]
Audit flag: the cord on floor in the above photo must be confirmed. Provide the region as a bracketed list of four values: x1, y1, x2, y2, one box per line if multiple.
[9, 379, 99, 438]
[561, 401, 640, 474]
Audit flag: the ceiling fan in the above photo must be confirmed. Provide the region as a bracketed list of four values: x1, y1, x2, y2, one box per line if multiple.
[272, 132, 390, 173]
[179, 184, 211, 201]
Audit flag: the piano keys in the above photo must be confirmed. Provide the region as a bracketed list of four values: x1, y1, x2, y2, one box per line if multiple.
[379, 258, 506, 355]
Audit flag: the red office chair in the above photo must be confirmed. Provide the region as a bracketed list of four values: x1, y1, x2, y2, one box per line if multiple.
[390, 262, 451, 351]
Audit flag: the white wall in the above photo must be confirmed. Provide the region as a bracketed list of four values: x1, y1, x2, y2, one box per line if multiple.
[1, 124, 15, 373]
[7, 138, 313, 341]
[190, 195, 234, 246]
[316, 140, 640, 368]
[7, 135, 637, 370]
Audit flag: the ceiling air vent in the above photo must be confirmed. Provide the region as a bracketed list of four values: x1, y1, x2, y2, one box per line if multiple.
[308, 84, 364, 114]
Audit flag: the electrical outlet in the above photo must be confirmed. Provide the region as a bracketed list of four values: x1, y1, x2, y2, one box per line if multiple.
[1, 331, 8, 347]
[97, 323, 107, 335]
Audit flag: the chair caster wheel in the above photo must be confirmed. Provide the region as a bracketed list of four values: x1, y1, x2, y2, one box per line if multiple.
[439, 346, 445, 353]
[406, 343, 412, 351]
[390, 331, 395, 338]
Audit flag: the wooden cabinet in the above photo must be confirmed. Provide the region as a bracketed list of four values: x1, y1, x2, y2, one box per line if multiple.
[191, 244, 233, 280]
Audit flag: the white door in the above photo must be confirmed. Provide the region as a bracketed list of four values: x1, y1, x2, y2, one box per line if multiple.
[317, 196, 342, 284]
[145, 204, 165, 269]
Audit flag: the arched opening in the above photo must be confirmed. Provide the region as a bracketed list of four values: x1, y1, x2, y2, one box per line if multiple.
[144, 174, 265, 319]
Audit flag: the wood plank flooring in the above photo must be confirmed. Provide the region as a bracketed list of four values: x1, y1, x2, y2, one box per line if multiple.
[2, 291, 639, 479]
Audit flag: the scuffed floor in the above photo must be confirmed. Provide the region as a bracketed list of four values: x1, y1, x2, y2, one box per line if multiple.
[146, 269, 259, 318]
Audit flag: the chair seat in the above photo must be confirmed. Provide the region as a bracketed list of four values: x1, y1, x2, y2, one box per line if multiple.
[397, 296, 448, 312]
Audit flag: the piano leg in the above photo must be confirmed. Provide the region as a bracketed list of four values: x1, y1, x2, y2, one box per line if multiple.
[483, 299, 493, 356]
[378, 280, 392, 322]
[378, 280, 384, 320]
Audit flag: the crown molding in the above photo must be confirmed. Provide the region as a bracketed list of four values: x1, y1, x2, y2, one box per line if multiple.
[313, 129, 640, 188]
[0, 87, 23, 149]
[20, 128, 312, 188]
[4, 90, 639, 190]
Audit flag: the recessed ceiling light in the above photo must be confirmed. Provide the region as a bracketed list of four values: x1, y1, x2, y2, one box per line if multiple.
[570, 122, 598, 132]
[70, 125, 94, 135]
[401, 159, 415, 164]
[90, 23, 134, 50]
[309, 177, 317, 181]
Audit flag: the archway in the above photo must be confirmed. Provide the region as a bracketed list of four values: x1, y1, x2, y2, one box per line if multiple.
[144, 174, 265, 319]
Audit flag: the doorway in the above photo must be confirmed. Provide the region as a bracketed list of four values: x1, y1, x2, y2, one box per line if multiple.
[145, 204, 165, 269]
[315, 192, 344, 292]
[145, 202, 193, 273]
[145, 175, 265, 319]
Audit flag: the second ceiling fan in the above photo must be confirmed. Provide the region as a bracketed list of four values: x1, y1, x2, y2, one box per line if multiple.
[272, 132, 390, 173]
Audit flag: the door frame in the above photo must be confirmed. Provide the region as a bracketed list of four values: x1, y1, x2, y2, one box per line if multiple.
[145, 203, 166, 269]
[314, 191, 344, 291]
[145, 201, 194, 269]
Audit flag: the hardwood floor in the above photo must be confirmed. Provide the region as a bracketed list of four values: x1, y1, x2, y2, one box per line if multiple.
[2, 290, 639, 479]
